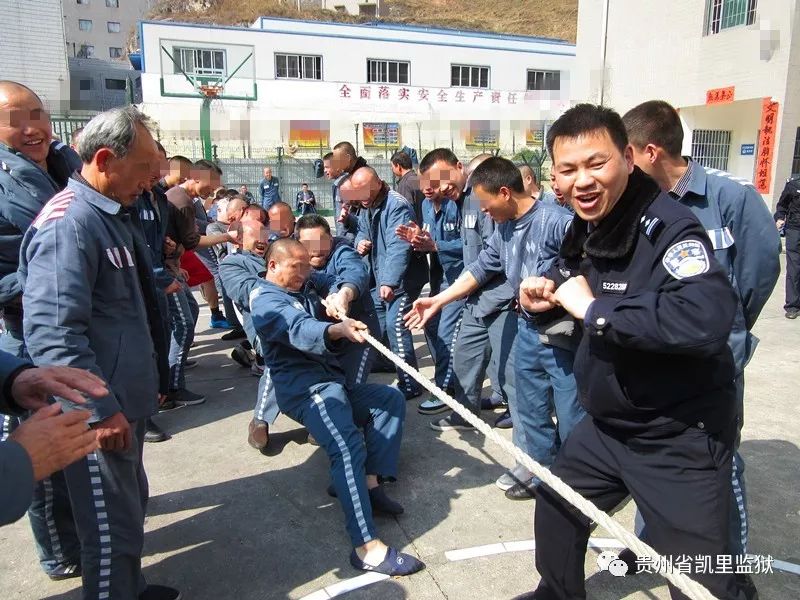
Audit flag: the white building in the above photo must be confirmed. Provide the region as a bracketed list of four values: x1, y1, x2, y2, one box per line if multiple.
[136, 16, 575, 157]
[0, 0, 70, 114]
[575, 0, 800, 205]
[63, 0, 155, 62]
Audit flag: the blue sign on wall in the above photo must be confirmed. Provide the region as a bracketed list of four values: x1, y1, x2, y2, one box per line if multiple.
[741, 144, 755, 156]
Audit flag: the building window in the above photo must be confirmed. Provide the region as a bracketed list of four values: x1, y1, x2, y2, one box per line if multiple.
[451, 64, 489, 88]
[107, 21, 120, 33]
[526, 70, 561, 91]
[691, 129, 732, 171]
[78, 19, 92, 31]
[105, 78, 127, 91]
[791, 128, 800, 177]
[705, 0, 757, 35]
[109, 47, 123, 59]
[77, 0, 89, 4]
[106, 0, 119, 6]
[174, 47, 226, 77]
[78, 44, 95, 58]
[275, 54, 322, 80]
[79, 79, 92, 91]
[367, 59, 409, 85]
[359, 4, 377, 17]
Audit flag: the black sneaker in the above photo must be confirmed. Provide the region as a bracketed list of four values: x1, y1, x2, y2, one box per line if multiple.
[786, 308, 799, 319]
[144, 418, 170, 443]
[139, 585, 182, 600]
[183, 359, 198, 370]
[505, 477, 540, 500]
[221, 327, 247, 341]
[166, 389, 206, 407]
[231, 345, 253, 368]
[47, 562, 81, 581]
[430, 412, 475, 432]
[368, 485, 404, 515]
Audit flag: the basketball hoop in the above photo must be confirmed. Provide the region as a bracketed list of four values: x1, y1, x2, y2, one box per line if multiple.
[198, 83, 224, 98]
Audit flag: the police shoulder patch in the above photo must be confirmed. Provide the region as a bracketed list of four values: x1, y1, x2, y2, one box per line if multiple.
[662, 240, 710, 280]
[639, 213, 663, 241]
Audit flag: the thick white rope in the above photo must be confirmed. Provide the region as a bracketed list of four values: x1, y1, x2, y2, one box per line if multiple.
[356, 326, 717, 600]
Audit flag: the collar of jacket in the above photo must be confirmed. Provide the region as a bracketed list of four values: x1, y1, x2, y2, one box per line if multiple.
[70, 173, 123, 216]
[370, 181, 390, 211]
[350, 156, 368, 174]
[0, 142, 64, 189]
[684, 158, 708, 198]
[560, 167, 661, 260]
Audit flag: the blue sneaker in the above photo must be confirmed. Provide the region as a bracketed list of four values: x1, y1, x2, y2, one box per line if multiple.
[481, 393, 508, 410]
[210, 316, 231, 329]
[494, 408, 513, 429]
[349, 547, 425, 576]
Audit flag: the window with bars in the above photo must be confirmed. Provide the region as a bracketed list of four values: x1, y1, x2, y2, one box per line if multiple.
[527, 70, 561, 91]
[109, 47, 123, 59]
[78, 19, 92, 31]
[275, 54, 322, 80]
[791, 127, 800, 177]
[106, 0, 119, 6]
[691, 129, 732, 171]
[705, 0, 757, 35]
[107, 21, 120, 33]
[367, 59, 410, 85]
[174, 47, 226, 78]
[451, 64, 489, 88]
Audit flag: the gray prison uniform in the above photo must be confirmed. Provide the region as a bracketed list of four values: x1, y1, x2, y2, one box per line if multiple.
[0, 349, 35, 527]
[452, 189, 519, 436]
[20, 176, 166, 600]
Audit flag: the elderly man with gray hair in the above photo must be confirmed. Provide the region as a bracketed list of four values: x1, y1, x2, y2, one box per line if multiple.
[18, 106, 179, 600]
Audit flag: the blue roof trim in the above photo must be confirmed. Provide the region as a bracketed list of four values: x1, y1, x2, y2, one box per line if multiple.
[138, 20, 575, 59]
[257, 15, 573, 46]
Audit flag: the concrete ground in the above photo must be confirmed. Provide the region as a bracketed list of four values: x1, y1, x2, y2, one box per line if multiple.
[1, 258, 799, 600]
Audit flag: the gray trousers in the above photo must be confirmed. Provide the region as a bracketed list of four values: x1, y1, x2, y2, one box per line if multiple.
[1, 318, 81, 575]
[65, 419, 148, 600]
[451, 306, 524, 448]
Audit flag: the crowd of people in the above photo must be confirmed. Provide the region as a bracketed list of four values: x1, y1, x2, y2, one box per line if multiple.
[0, 75, 795, 600]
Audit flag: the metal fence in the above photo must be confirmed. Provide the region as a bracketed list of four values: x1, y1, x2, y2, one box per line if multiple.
[159, 140, 553, 212]
[215, 158, 396, 213]
[51, 117, 94, 144]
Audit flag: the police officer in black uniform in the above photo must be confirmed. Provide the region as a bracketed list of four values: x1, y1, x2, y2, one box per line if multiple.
[520, 105, 748, 600]
[775, 176, 800, 319]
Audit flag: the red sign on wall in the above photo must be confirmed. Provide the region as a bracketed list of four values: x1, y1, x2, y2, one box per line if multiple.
[706, 86, 735, 105]
[755, 98, 779, 194]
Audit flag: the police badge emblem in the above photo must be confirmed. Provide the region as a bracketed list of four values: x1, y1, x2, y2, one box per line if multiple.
[662, 240, 710, 280]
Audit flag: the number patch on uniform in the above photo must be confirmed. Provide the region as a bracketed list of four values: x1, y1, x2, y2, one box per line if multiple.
[662, 240, 710, 280]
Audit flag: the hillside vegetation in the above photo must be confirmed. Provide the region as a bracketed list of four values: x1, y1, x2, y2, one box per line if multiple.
[148, 0, 578, 43]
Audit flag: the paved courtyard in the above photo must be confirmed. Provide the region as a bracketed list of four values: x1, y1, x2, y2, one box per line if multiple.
[1, 256, 798, 600]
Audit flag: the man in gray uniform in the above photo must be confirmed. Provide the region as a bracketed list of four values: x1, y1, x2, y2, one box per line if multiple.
[0, 79, 86, 580]
[20, 107, 179, 600]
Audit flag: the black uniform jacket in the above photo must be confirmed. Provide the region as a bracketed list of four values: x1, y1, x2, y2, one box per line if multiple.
[551, 168, 738, 436]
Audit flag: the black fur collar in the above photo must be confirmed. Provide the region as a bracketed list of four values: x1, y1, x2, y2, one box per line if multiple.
[560, 167, 661, 260]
